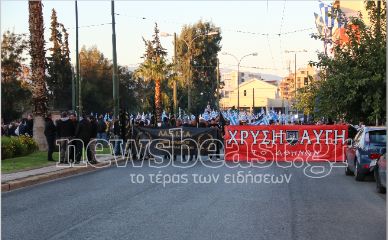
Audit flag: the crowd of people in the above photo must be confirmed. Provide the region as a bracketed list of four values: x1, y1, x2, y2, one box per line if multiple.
[44, 111, 118, 164]
[2, 104, 351, 163]
[1, 114, 34, 137]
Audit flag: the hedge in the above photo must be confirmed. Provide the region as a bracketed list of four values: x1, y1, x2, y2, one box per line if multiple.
[1, 135, 38, 160]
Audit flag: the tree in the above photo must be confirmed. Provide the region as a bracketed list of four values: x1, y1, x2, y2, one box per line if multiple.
[46, 9, 72, 111]
[308, 1, 386, 124]
[176, 20, 222, 114]
[79, 46, 113, 114]
[1, 30, 31, 122]
[29, 0, 48, 150]
[76, 45, 141, 115]
[117, 65, 140, 113]
[134, 23, 171, 122]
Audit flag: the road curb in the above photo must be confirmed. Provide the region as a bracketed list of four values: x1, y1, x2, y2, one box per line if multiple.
[1, 158, 126, 192]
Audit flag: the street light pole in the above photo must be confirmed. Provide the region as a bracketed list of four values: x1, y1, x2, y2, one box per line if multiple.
[294, 53, 296, 99]
[285, 49, 307, 118]
[284, 49, 307, 100]
[216, 58, 220, 109]
[161, 31, 218, 113]
[222, 52, 258, 111]
[173, 32, 177, 117]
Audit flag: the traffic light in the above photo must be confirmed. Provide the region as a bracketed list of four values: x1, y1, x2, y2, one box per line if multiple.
[304, 77, 308, 85]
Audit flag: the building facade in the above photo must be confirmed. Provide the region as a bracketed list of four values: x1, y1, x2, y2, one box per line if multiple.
[279, 64, 318, 101]
[220, 78, 290, 112]
[221, 71, 262, 98]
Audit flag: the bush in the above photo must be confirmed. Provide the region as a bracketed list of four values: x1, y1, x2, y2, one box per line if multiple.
[2, 142, 14, 159]
[18, 135, 38, 153]
[1, 136, 38, 160]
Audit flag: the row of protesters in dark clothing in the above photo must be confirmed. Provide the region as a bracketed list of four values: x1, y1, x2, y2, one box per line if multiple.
[128, 113, 224, 162]
[44, 112, 98, 164]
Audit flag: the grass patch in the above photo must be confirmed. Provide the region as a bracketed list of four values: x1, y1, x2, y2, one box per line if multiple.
[2, 151, 59, 173]
[1, 147, 113, 173]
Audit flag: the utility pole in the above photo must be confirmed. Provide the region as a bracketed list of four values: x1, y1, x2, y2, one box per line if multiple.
[252, 88, 255, 112]
[111, 0, 119, 118]
[222, 52, 257, 112]
[75, 0, 81, 118]
[71, 66, 75, 112]
[294, 53, 296, 99]
[173, 32, 177, 117]
[376, 0, 381, 126]
[216, 58, 220, 109]
[237, 63, 240, 111]
[188, 54, 192, 113]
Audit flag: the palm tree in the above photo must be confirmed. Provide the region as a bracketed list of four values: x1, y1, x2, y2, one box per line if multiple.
[135, 56, 169, 123]
[29, 0, 48, 150]
[134, 24, 170, 123]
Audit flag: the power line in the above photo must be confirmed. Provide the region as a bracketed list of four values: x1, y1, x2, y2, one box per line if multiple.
[266, 35, 276, 70]
[67, 22, 112, 30]
[279, 0, 286, 69]
[115, 12, 314, 37]
[279, 0, 286, 34]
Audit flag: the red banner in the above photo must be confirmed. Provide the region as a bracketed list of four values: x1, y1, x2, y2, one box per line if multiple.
[224, 125, 348, 162]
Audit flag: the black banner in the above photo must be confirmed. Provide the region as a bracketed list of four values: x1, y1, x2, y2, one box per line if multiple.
[131, 127, 221, 156]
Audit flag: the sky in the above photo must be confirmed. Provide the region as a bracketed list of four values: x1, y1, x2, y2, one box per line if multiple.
[1, 0, 327, 78]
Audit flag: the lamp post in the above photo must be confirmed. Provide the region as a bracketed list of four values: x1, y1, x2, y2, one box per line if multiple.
[161, 31, 218, 113]
[221, 52, 258, 111]
[78, 51, 88, 117]
[284, 49, 307, 99]
[160, 32, 178, 117]
[285, 49, 307, 118]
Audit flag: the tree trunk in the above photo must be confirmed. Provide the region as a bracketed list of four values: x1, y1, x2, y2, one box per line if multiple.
[155, 78, 162, 123]
[33, 116, 47, 151]
[29, 1, 48, 150]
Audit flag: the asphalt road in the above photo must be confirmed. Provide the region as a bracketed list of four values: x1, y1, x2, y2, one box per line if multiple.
[2, 160, 386, 240]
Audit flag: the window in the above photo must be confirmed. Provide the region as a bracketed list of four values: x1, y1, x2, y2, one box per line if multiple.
[243, 90, 247, 96]
[301, 71, 305, 74]
[366, 130, 386, 144]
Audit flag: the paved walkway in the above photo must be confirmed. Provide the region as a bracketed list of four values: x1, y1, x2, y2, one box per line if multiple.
[1, 156, 114, 183]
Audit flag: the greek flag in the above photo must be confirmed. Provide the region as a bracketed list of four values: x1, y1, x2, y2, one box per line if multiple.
[224, 110, 239, 125]
[318, 0, 342, 39]
[270, 110, 278, 122]
[203, 112, 210, 121]
[314, 12, 326, 37]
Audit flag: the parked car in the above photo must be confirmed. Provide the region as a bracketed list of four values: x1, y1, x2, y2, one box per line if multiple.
[345, 126, 386, 181]
[374, 153, 386, 193]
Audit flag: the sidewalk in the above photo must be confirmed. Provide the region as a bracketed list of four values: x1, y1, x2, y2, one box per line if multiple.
[2, 156, 124, 192]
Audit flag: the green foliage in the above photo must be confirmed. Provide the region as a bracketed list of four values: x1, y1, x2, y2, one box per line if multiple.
[1, 30, 32, 122]
[1, 136, 38, 160]
[46, 8, 72, 111]
[176, 20, 222, 114]
[308, 1, 386, 124]
[134, 23, 172, 122]
[2, 151, 59, 173]
[79, 46, 140, 114]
